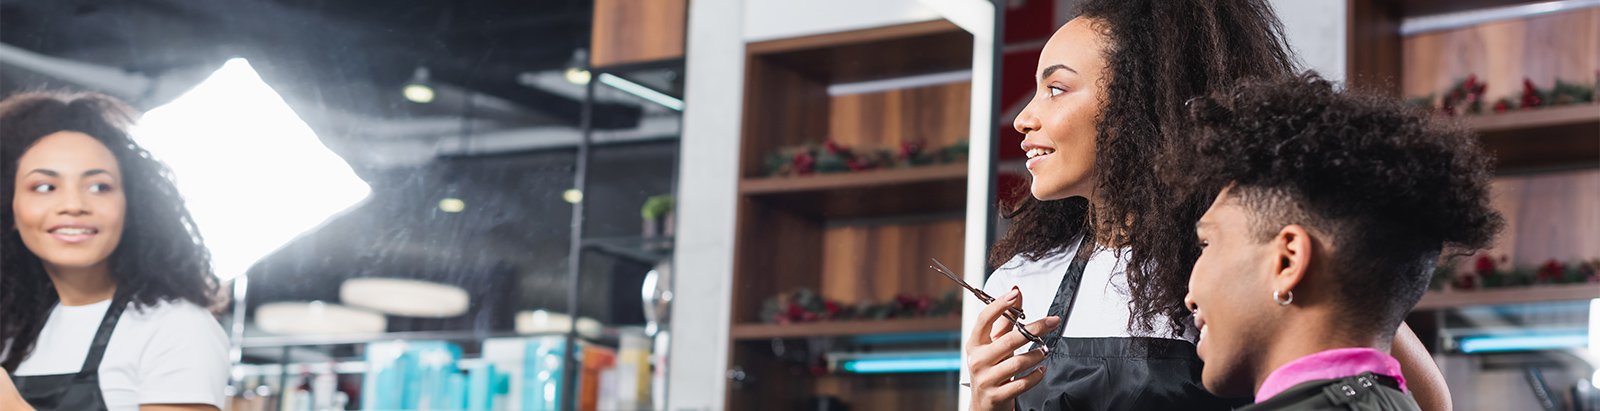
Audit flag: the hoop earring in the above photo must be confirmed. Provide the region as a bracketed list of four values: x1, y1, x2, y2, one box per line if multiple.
[1272, 290, 1294, 306]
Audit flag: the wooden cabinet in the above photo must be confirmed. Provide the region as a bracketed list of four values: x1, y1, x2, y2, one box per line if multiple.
[591, 0, 687, 68]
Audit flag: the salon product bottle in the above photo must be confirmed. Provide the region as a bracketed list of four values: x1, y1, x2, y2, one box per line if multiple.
[282, 370, 313, 411]
[312, 365, 336, 411]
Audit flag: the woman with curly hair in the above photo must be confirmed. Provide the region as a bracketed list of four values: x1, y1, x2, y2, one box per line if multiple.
[962, 1, 1453, 410]
[0, 91, 228, 411]
[1177, 73, 1501, 410]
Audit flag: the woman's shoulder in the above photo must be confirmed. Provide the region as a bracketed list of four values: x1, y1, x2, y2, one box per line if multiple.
[117, 298, 229, 358]
[123, 298, 221, 330]
[993, 246, 1074, 272]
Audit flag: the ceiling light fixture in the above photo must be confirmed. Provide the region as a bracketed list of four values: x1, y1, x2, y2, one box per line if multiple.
[599, 73, 683, 111]
[403, 67, 435, 103]
[563, 49, 591, 85]
[438, 197, 466, 213]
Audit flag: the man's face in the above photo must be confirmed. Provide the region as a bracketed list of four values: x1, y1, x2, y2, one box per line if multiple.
[1185, 187, 1282, 397]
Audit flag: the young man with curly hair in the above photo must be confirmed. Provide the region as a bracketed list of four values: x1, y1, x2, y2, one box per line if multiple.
[1168, 73, 1504, 410]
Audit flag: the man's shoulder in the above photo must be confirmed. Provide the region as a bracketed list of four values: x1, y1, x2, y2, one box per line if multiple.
[1240, 373, 1420, 411]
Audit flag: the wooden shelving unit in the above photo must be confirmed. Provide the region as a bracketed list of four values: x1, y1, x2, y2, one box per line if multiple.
[1415, 283, 1600, 310]
[1355, 2, 1598, 377]
[740, 163, 968, 218]
[1359, 1, 1600, 173]
[1466, 103, 1600, 172]
[741, 163, 969, 194]
[730, 317, 960, 340]
[725, 20, 972, 411]
[1464, 103, 1600, 132]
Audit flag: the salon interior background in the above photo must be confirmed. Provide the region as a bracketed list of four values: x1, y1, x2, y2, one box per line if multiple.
[2, 0, 1599, 410]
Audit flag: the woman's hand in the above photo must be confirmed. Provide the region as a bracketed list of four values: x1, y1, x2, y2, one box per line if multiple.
[0, 368, 38, 411]
[966, 286, 1061, 411]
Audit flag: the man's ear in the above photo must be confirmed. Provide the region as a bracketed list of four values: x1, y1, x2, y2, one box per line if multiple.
[1270, 224, 1314, 299]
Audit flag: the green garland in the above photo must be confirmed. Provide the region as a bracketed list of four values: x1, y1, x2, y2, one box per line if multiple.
[1430, 255, 1600, 291]
[1409, 75, 1597, 116]
[759, 288, 961, 325]
[762, 139, 969, 177]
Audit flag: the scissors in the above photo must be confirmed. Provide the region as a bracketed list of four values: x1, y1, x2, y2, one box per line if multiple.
[929, 258, 1046, 349]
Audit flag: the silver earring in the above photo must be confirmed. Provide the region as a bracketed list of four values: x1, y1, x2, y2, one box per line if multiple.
[1272, 290, 1293, 306]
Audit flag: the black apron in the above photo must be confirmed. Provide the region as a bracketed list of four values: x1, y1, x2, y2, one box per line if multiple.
[1015, 237, 1245, 411]
[13, 295, 127, 411]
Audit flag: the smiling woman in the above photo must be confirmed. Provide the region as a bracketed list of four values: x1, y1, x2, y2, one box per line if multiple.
[0, 91, 228, 411]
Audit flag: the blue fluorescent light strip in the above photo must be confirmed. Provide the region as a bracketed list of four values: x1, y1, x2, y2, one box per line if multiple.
[840, 354, 961, 374]
[1458, 332, 1589, 354]
[598, 73, 684, 111]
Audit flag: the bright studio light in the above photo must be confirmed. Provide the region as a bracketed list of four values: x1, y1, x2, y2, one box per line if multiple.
[135, 58, 371, 281]
[562, 189, 584, 204]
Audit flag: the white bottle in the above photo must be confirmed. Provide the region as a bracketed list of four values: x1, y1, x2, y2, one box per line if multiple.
[312, 366, 336, 411]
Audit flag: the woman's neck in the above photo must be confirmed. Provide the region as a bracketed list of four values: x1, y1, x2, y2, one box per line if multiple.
[1081, 192, 1129, 249]
[45, 264, 117, 306]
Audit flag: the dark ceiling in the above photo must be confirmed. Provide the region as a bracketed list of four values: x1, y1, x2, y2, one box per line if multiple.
[0, 0, 641, 129]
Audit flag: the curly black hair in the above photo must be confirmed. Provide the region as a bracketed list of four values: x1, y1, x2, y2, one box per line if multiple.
[990, 0, 1297, 338]
[1, 91, 218, 371]
[1166, 73, 1503, 334]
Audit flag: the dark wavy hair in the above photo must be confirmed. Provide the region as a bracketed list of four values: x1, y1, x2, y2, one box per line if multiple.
[1, 91, 218, 371]
[1168, 73, 1503, 337]
[990, 0, 1296, 338]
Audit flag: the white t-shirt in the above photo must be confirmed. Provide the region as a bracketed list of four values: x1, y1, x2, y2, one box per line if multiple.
[982, 239, 1197, 349]
[8, 298, 230, 411]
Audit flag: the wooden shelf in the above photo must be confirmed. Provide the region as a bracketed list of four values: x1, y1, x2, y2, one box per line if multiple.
[740, 163, 968, 219]
[730, 317, 960, 340]
[1465, 104, 1600, 172]
[741, 163, 968, 194]
[1465, 104, 1600, 133]
[1414, 283, 1600, 310]
[1398, 0, 1554, 19]
[748, 20, 973, 84]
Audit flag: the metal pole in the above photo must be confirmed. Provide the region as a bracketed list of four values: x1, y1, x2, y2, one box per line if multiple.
[229, 275, 250, 377]
[561, 62, 597, 411]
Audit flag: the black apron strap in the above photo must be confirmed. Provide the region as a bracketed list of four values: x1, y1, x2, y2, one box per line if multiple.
[1031, 234, 1096, 350]
[76, 294, 128, 378]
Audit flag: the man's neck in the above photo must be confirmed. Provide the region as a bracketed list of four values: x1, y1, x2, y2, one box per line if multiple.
[46, 264, 117, 306]
[1252, 312, 1389, 395]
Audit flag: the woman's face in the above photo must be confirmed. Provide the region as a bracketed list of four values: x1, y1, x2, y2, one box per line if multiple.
[12, 131, 126, 275]
[1013, 17, 1110, 201]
